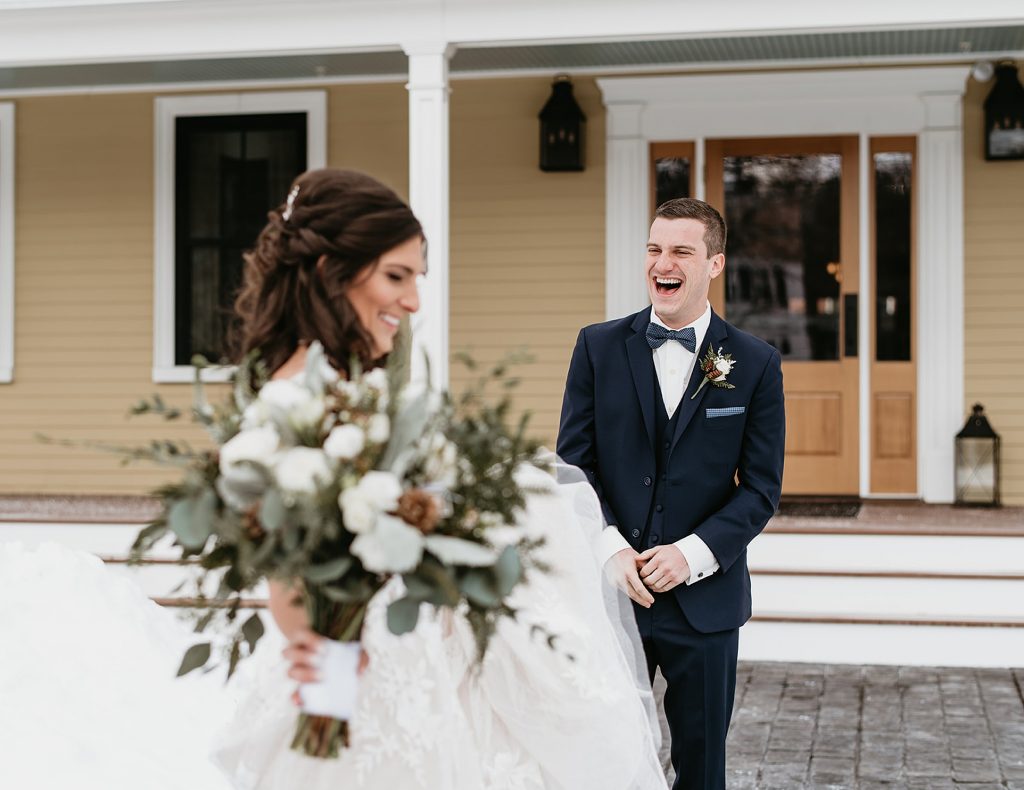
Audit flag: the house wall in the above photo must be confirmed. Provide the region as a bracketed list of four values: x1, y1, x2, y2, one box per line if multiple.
[962, 61, 1024, 506]
[449, 76, 605, 445]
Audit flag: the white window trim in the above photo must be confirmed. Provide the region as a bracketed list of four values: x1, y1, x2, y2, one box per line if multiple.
[153, 90, 327, 383]
[597, 66, 969, 504]
[0, 102, 14, 384]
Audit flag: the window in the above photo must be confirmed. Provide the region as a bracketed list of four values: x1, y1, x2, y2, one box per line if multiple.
[154, 92, 326, 382]
[0, 103, 13, 384]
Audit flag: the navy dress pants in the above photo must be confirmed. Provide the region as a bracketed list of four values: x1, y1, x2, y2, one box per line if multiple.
[635, 593, 739, 790]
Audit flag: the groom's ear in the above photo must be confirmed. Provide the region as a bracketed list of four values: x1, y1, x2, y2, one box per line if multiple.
[709, 253, 726, 279]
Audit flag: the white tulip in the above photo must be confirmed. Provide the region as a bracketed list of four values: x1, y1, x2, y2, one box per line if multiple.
[274, 447, 333, 495]
[324, 424, 366, 460]
[351, 514, 425, 573]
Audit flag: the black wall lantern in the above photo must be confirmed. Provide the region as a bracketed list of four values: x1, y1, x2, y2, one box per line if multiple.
[539, 75, 586, 172]
[984, 62, 1024, 161]
[955, 403, 1001, 507]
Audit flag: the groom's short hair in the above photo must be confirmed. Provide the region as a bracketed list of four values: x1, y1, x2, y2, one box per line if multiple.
[654, 198, 727, 258]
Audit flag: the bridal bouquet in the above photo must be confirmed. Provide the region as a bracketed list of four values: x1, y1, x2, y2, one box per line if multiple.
[124, 343, 545, 758]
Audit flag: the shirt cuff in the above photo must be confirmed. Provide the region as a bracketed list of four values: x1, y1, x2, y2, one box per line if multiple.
[673, 534, 720, 585]
[596, 526, 632, 567]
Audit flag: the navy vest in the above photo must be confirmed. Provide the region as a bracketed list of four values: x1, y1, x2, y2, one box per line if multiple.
[642, 366, 682, 548]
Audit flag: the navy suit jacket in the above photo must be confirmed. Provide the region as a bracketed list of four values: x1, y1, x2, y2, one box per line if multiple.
[557, 308, 785, 633]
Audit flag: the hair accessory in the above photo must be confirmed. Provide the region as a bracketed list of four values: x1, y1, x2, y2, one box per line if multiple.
[282, 185, 301, 222]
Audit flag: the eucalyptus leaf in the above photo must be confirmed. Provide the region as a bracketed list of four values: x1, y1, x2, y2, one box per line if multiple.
[377, 392, 432, 474]
[303, 556, 353, 584]
[459, 569, 500, 608]
[177, 642, 211, 676]
[241, 613, 265, 653]
[493, 545, 522, 596]
[167, 489, 217, 550]
[259, 487, 287, 532]
[386, 596, 421, 635]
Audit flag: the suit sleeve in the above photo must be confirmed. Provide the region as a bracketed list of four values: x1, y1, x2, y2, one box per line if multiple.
[557, 329, 622, 530]
[693, 348, 785, 573]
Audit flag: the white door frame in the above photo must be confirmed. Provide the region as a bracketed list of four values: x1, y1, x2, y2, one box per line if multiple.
[597, 66, 969, 503]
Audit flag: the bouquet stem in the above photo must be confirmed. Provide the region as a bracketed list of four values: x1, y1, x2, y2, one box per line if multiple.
[290, 595, 369, 759]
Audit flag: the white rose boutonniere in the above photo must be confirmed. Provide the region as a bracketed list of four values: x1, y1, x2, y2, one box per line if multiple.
[691, 345, 737, 399]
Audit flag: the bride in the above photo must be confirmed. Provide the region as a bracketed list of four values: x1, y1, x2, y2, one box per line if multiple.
[1, 169, 668, 790]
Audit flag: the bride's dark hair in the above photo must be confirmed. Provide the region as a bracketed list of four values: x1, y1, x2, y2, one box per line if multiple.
[232, 168, 423, 376]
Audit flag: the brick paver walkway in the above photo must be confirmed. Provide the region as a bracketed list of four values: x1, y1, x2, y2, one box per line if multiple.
[656, 662, 1024, 789]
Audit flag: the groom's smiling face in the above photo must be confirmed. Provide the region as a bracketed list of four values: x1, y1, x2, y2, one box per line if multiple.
[645, 217, 725, 329]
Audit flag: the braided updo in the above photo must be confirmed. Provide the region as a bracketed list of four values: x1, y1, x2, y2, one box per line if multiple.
[231, 168, 423, 376]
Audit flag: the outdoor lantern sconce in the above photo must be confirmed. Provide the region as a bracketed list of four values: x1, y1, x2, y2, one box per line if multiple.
[984, 62, 1024, 161]
[539, 74, 586, 172]
[955, 404, 1001, 507]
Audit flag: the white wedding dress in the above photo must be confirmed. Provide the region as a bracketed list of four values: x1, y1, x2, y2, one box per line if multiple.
[0, 466, 667, 790]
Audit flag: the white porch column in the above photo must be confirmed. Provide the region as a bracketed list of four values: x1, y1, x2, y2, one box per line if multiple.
[602, 100, 649, 321]
[403, 42, 454, 390]
[917, 91, 965, 503]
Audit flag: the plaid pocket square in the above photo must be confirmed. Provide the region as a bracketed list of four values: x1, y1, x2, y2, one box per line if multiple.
[705, 406, 746, 419]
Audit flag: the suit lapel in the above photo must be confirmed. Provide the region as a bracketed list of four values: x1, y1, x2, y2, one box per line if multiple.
[670, 310, 729, 455]
[625, 310, 656, 450]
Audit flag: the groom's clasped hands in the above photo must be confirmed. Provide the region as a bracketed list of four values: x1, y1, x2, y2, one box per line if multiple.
[605, 545, 692, 607]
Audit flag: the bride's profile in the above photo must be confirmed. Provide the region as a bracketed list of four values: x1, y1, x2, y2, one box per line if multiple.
[0, 168, 668, 790]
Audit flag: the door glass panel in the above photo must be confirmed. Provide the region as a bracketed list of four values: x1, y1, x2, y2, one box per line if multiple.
[723, 154, 842, 360]
[654, 157, 691, 205]
[874, 151, 912, 361]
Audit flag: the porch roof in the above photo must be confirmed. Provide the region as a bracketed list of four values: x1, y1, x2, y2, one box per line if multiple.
[0, 18, 1021, 94]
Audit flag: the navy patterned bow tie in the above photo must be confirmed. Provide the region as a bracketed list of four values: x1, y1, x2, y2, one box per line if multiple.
[645, 322, 696, 352]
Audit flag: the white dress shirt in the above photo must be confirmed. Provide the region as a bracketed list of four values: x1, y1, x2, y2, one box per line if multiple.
[597, 303, 721, 585]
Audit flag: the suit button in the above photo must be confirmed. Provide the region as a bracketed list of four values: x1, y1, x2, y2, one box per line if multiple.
[642, 476, 652, 486]
[656, 504, 664, 512]
[631, 529, 641, 539]
[661, 474, 667, 482]
[664, 441, 671, 449]
[651, 535, 660, 543]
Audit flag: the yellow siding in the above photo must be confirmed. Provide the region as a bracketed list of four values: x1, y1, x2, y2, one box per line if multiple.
[0, 85, 407, 494]
[963, 61, 1024, 505]
[449, 77, 605, 446]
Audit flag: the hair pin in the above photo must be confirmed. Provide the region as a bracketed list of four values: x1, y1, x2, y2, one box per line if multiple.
[282, 185, 301, 222]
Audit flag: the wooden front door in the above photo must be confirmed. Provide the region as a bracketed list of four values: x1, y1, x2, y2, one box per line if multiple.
[705, 137, 861, 495]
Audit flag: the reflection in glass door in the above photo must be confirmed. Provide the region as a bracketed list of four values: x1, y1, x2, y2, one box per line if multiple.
[706, 137, 860, 495]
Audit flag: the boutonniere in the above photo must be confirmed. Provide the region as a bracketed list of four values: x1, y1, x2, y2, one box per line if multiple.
[691, 345, 736, 399]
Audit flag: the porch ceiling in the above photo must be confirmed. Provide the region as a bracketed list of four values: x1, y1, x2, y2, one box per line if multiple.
[0, 23, 1022, 92]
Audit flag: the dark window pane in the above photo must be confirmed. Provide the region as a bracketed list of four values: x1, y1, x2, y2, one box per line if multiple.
[655, 157, 690, 206]
[874, 152, 912, 361]
[723, 154, 842, 360]
[175, 113, 306, 365]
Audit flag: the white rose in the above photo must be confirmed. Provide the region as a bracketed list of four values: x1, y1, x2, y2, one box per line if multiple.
[357, 470, 402, 511]
[715, 359, 734, 376]
[240, 400, 271, 430]
[219, 425, 280, 476]
[274, 447, 333, 495]
[366, 414, 390, 444]
[289, 396, 326, 432]
[351, 514, 425, 573]
[362, 368, 389, 393]
[338, 486, 377, 534]
[258, 379, 314, 412]
[324, 424, 365, 460]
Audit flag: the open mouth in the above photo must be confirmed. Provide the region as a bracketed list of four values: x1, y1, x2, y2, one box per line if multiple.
[654, 276, 682, 296]
[380, 313, 400, 332]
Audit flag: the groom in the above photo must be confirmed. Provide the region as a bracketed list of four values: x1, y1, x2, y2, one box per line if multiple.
[557, 198, 785, 790]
